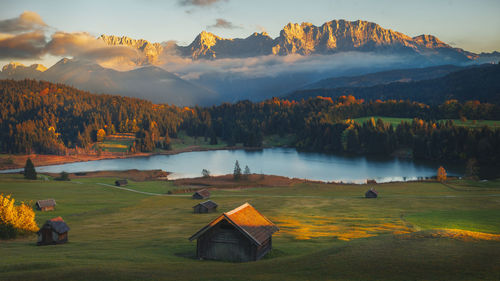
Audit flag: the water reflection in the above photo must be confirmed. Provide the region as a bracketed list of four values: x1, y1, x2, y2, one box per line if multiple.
[0, 148, 461, 183]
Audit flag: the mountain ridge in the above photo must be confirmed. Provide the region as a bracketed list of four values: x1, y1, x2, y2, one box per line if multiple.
[100, 19, 478, 62]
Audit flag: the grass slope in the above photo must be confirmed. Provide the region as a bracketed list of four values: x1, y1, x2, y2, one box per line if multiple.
[1, 174, 499, 280]
[353, 116, 500, 129]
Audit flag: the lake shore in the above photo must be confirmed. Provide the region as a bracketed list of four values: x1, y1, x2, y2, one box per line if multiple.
[0, 144, 260, 171]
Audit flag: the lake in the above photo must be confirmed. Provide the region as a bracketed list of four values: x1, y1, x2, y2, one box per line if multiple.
[0, 148, 461, 183]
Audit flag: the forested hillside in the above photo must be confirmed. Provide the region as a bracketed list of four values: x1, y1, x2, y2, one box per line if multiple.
[288, 64, 500, 104]
[1, 79, 499, 167]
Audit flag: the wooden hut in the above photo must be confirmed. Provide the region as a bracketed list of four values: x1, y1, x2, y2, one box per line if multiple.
[37, 217, 70, 246]
[115, 179, 128, 186]
[192, 189, 210, 199]
[189, 202, 279, 262]
[36, 199, 56, 211]
[193, 200, 218, 213]
[365, 187, 378, 198]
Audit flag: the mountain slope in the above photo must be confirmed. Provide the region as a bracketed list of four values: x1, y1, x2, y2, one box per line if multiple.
[39, 59, 218, 106]
[0, 62, 46, 80]
[301, 65, 468, 90]
[286, 64, 500, 104]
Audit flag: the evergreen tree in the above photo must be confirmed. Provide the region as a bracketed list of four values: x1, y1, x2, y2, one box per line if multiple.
[233, 160, 241, 180]
[23, 158, 36, 180]
[244, 165, 251, 179]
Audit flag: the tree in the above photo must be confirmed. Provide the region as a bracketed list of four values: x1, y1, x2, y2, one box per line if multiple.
[55, 171, 70, 181]
[96, 129, 106, 142]
[0, 194, 39, 239]
[23, 158, 36, 180]
[202, 169, 210, 178]
[244, 165, 251, 179]
[233, 160, 241, 180]
[437, 166, 447, 182]
[465, 158, 479, 180]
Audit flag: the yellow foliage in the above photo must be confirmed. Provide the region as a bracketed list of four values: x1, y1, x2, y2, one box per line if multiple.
[437, 166, 447, 182]
[0, 194, 39, 233]
[96, 129, 106, 142]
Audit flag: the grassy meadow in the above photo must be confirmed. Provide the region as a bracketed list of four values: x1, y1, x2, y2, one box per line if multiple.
[353, 116, 500, 129]
[1, 174, 500, 280]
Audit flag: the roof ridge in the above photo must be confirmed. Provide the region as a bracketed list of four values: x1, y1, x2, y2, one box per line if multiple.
[225, 202, 250, 215]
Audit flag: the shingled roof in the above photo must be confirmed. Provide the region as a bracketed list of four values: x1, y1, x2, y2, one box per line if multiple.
[189, 203, 279, 246]
[193, 200, 218, 209]
[36, 199, 56, 208]
[39, 216, 70, 234]
[193, 189, 210, 198]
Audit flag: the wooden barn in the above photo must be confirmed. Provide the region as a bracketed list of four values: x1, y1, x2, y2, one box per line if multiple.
[193, 200, 218, 213]
[192, 189, 210, 199]
[36, 199, 56, 211]
[115, 179, 128, 186]
[365, 187, 378, 198]
[189, 202, 279, 262]
[37, 217, 70, 246]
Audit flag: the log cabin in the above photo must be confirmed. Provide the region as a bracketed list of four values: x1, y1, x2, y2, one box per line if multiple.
[37, 217, 70, 246]
[189, 202, 279, 262]
[193, 200, 218, 213]
[36, 199, 56, 211]
[115, 179, 128, 186]
[192, 189, 210, 199]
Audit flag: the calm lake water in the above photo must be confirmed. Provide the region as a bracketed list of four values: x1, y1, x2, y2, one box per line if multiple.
[0, 148, 461, 183]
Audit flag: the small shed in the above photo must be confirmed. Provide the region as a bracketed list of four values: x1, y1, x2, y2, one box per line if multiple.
[37, 217, 70, 246]
[192, 189, 210, 199]
[193, 200, 218, 213]
[115, 179, 128, 186]
[189, 202, 279, 262]
[365, 187, 378, 198]
[36, 199, 56, 211]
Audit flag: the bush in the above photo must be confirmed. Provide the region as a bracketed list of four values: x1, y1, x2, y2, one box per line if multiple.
[55, 171, 70, 181]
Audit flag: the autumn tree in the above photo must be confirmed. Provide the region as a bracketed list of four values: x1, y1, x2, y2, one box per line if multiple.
[0, 194, 39, 239]
[23, 158, 36, 180]
[437, 166, 447, 182]
[233, 160, 241, 180]
[96, 129, 106, 142]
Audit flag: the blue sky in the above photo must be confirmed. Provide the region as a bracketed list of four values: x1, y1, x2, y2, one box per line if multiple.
[1, 0, 499, 66]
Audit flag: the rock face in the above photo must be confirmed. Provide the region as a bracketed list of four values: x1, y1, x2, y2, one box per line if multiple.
[99, 19, 477, 63]
[99, 35, 164, 64]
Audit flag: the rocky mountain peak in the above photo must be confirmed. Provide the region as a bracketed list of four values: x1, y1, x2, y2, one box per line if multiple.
[99, 34, 164, 64]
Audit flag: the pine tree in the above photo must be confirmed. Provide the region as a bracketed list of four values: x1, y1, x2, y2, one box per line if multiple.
[233, 160, 241, 180]
[244, 165, 251, 179]
[23, 158, 37, 180]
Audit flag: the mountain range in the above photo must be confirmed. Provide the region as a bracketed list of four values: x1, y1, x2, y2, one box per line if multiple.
[1, 19, 499, 105]
[101, 19, 478, 63]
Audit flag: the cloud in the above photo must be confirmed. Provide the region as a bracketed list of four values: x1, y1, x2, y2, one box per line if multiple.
[159, 51, 407, 80]
[207, 18, 240, 29]
[0, 11, 47, 33]
[0, 31, 46, 59]
[179, 0, 227, 6]
[44, 32, 145, 70]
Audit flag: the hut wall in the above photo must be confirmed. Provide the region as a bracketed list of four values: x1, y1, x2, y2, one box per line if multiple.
[41, 206, 55, 211]
[197, 221, 256, 262]
[255, 237, 272, 260]
[194, 205, 208, 213]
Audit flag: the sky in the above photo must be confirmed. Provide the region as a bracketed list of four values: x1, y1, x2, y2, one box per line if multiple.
[1, 0, 500, 67]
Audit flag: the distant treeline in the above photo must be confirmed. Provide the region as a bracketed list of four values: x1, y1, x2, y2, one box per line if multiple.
[1, 79, 499, 167]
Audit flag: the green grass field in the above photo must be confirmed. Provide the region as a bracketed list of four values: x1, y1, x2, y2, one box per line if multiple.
[353, 116, 500, 129]
[1, 174, 499, 280]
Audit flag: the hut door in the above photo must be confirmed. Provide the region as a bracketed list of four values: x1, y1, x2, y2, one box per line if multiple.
[42, 228, 53, 243]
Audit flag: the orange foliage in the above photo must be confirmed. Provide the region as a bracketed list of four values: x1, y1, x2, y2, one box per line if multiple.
[316, 96, 333, 103]
[0, 194, 39, 233]
[437, 166, 447, 182]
